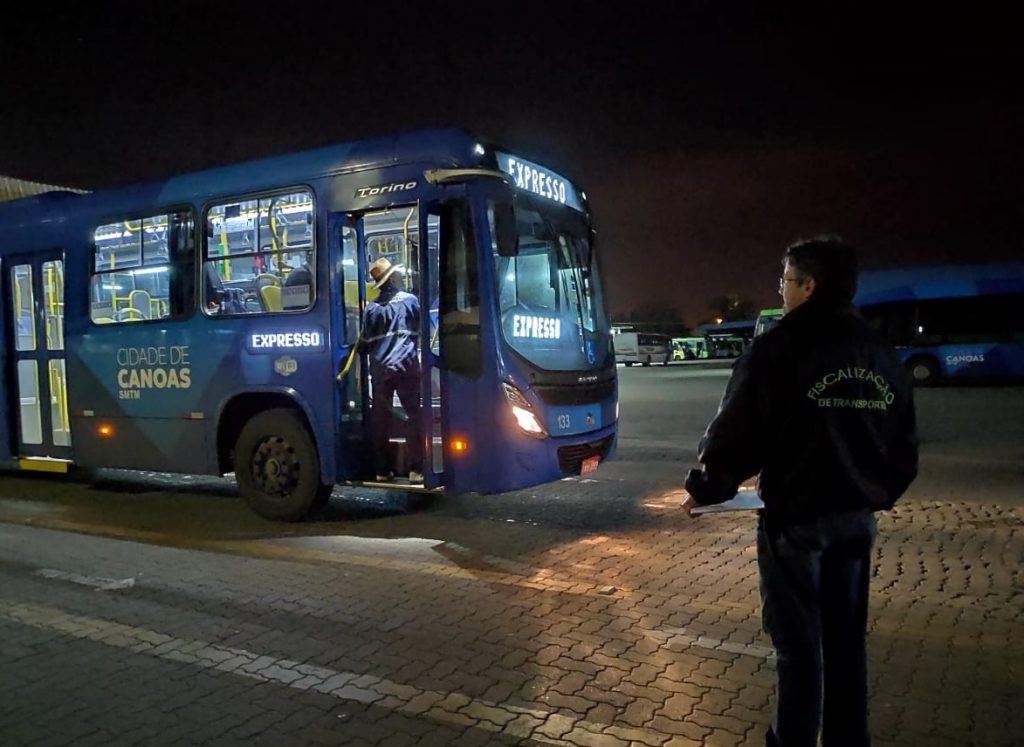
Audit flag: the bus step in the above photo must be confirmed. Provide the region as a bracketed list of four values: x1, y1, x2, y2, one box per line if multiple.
[19, 457, 72, 473]
[343, 480, 443, 495]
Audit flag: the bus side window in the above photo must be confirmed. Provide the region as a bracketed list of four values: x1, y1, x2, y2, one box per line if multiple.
[203, 191, 315, 316]
[341, 225, 359, 344]
[90, 211, 188, 324]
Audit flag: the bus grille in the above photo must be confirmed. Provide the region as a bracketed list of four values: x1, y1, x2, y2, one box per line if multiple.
[557, 436, 614, 474]
[534, 379, 615, 406]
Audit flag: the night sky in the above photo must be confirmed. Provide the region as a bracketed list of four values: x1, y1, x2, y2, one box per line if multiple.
[2, 3, 1020, 326]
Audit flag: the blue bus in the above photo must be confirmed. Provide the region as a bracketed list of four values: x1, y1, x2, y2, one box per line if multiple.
[0, 128, 617, 520]
[695, 319, 755, 358]
[855, 262, 1024, 385]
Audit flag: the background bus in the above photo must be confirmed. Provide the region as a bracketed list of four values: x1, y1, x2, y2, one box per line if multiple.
[671, 336, 707, 360]
[696, 319, 755, 358]
[615, 332, 671, 366]
[0, 128, 618, 520]
[856, 262, 1024, 385]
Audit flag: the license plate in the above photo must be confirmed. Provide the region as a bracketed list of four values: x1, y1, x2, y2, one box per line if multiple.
[580, 455, 600, 475]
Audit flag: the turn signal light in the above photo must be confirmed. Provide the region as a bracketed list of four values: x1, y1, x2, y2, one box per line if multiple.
[97, 424, 115, 438]
[451, 438, 469, 454]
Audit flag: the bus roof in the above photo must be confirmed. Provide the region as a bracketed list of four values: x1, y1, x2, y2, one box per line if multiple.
[0, 128, 576, 233]
[0, 175, 88, 202]
[696, 319, 756, 336]
[855, 262, 1024, 305]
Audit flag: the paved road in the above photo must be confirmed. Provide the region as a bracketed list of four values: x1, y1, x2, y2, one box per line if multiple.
[0, 365, 1021, 746]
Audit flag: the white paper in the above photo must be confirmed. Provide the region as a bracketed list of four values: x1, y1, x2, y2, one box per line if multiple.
[281, 284, 311, 309]
[690, 489, 764, 515]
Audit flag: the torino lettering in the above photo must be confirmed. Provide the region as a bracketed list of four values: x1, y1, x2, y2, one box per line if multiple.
[355, 181, 417, 199]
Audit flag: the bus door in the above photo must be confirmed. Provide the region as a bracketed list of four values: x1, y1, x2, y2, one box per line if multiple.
[330, 214, 367, 479]
[354, 205, 442, 486]
[422, 188, 492, 495]
[3, 252, 73, 462]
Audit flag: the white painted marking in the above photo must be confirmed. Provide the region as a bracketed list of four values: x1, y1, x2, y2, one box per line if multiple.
[36, 568, 136, 591]
[650, 626, 775, 659]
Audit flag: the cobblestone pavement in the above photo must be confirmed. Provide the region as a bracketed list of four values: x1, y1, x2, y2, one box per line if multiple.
[2, 497, 1020, 747]
[0, 372, 1022, 746]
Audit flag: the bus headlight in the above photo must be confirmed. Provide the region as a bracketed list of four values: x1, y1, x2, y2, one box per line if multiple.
[511, 405, 545, 435]
[501, 382, 548, 438]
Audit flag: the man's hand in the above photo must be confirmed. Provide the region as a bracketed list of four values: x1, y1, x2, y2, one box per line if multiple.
[680, 489, 702, 518]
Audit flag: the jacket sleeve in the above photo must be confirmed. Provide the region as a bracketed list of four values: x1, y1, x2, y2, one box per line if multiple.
[359, 303, 382, 350]
[687, 349, 767, 504]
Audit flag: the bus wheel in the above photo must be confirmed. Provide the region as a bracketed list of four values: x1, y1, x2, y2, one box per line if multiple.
[234, 409, 331, 521]
[907, 356, 939, 386]
[643, 356, 651, 367]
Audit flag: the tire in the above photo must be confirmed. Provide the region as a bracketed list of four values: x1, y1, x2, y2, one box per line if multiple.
[624, 361, 633, 367]
[907, 356, 940, 386]
[643, 356, 651, 367]
[234, 408, 331, 521]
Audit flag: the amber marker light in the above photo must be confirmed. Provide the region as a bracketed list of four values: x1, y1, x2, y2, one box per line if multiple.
[450, 438, 469, 454]
[97, 423, 115, 438]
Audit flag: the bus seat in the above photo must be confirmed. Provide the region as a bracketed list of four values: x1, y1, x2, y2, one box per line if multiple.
[256, 273, 280, 289]
[260, 284, 283, 312]
[128, 290, 151, 319]
[115, 307, 145, 322]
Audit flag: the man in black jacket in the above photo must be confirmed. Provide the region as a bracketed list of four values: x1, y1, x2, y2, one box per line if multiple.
[682, 237, 918, 747]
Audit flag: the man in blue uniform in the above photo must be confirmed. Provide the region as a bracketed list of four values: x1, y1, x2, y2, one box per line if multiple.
[682, 237, 918, 747]
[363, 257, 423, 483]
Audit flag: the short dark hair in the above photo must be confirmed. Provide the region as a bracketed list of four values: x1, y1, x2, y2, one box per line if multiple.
[784, 236, 858, 304]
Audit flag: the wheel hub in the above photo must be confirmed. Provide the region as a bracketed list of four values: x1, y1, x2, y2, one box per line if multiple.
[251, 436, 299, 498]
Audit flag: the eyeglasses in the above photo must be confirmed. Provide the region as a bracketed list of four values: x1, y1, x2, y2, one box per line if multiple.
[778, 275, 803, 293]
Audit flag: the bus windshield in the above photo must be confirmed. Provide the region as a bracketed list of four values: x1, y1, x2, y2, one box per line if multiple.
[491, 197, 610, 371]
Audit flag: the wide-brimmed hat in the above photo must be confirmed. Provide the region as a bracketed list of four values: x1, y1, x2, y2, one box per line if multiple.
[368, 257, 403, 289]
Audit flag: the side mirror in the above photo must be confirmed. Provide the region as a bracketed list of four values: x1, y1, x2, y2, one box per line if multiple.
[494, 202, 519, 257]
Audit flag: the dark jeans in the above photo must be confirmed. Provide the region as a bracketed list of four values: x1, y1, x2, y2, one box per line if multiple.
[757, 509, 877, 747]
[371, 366, 422, 475]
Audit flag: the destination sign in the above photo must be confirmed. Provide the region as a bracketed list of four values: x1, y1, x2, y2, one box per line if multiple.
[495, 152, 584, 212]
[511, 314, 562, 340]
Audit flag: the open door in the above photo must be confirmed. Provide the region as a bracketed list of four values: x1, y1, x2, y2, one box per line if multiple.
[4, 251, 73, 464]
[351, 205, 440, 487]
[424, 196, 486, 494]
